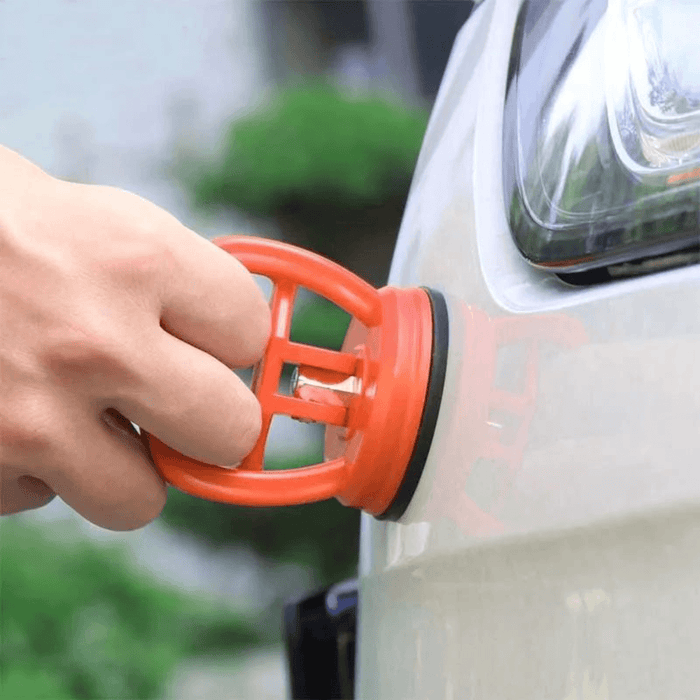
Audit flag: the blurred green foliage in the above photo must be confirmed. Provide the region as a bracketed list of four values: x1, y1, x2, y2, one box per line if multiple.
[291, 296, 351, 350]
[1, 519, 261, 700]
[185, 82, 428, 217]
[161, 488, 360, 586]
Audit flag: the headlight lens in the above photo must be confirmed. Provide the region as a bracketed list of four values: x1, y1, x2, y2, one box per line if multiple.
[503, 0, 700, 273]
[609, 0, 700, 171]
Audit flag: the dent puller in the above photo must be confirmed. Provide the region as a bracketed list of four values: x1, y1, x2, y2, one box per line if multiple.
[147, 236, 448, 521]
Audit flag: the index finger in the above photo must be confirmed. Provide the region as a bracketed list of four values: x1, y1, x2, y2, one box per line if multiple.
[160, 230, 270, 369]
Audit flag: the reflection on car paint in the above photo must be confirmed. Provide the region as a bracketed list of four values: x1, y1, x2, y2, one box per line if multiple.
[360, 507, 700, 699]
[424, 304, 587, 537]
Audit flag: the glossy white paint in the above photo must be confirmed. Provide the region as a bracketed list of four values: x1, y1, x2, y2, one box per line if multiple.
[358, 1, 700, 697]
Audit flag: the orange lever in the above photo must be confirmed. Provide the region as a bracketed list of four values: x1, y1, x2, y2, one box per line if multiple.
[146, 236, 447, 519]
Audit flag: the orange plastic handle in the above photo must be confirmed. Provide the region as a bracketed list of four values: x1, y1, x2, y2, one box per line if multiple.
[147, 236, 382, 506]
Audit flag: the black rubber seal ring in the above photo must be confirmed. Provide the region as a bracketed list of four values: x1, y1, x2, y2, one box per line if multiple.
[376, 288, 449, 521]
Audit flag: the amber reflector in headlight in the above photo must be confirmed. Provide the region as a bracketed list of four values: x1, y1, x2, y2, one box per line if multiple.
[503, 0, 700, 273]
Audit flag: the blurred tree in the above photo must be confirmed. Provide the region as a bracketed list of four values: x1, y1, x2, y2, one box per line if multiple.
[1, 519, 262, 700]
[178, 81, 428, 285]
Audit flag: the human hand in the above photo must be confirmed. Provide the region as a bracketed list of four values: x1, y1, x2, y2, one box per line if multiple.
[0, 146, 270, 529]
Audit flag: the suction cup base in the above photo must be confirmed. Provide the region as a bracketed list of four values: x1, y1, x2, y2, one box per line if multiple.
[377, 288, 449, 521]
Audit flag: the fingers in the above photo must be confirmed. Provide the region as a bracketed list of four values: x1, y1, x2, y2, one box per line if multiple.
[35, 407, 167, 531]
[113, 330, 262, 467]
[129, 231, 267, 465]
[161, 230, 270, 369]
[0, 173, 271, 527]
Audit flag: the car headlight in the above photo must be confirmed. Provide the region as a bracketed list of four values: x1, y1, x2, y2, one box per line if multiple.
[503, 0, 700, 276]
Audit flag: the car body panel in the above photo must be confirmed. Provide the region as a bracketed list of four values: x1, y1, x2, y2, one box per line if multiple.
[357, 1, 700, 697]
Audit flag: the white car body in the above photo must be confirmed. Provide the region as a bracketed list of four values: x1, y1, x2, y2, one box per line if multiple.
[357, 1, 700, 697]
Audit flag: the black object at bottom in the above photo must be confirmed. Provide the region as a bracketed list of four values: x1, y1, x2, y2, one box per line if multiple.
[377, 287, 449, 521]
[284, 579, 358, 700]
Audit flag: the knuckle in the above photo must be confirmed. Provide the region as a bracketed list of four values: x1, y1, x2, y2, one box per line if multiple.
[42, 322, 135, 389]
[98, 235, 170, 292]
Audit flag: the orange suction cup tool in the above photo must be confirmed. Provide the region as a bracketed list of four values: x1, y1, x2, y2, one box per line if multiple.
[146, 236, 448, 520]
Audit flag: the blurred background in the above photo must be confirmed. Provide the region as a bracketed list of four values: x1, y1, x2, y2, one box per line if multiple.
[0, 1, 474, 698]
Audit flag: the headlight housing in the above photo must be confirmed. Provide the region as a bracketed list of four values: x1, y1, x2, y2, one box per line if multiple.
[503, 0, 700, 275]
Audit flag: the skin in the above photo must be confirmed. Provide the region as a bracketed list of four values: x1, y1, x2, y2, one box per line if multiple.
[0, 146, 271, 530]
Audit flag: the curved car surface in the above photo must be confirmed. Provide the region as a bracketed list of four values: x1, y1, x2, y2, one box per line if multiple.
[357, 1, 700, 697]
